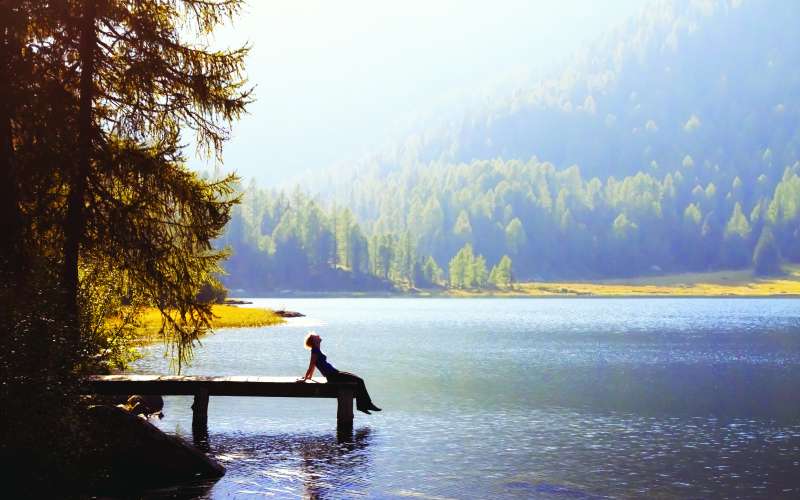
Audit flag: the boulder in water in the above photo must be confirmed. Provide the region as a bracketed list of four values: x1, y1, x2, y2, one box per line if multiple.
[84, 405, 224, 489]
[274, 309, 304, 317]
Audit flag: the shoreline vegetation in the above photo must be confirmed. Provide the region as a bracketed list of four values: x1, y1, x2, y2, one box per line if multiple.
[230, 265, 800, 299]
[131, 305, 285, 340]
[442, 269, 800, 298]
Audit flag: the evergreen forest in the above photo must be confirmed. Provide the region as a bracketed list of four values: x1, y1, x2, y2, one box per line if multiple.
[220, 0, 800, 292]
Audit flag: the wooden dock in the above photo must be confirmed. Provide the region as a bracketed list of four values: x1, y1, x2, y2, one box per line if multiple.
[80, 375, 357, 430]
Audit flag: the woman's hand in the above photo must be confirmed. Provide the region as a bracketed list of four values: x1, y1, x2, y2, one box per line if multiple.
[295, 376, 308, 383]
[300, 352, 317, 381]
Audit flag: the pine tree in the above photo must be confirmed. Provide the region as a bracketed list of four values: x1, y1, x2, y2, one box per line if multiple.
[753, 227, 782, 276]
[505, 218, 526, 254]
[449, 244, 475, 289]
[489, 255, 513, 288]
[725, 202, 751, 239]
[453, 210, 473, 240]
[461, 244, 476, 288]
[422, 256, 444, 286]
[39, 0, 251, 366]
[472, 255, 489, 288]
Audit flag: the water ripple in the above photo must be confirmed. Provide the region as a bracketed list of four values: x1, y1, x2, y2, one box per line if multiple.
[133, 298, 800, 498]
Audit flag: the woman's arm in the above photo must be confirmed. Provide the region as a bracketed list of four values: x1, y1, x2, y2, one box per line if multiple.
[300, 351, 317, 381]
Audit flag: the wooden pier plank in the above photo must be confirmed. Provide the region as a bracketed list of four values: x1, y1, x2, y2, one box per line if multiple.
[81, 375, 353, 398]
[81, 375, 359, 429]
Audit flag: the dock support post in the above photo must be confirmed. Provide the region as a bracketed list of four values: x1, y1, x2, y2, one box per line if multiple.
[337, 388, 354, 431]
[192, 388, 209, 432]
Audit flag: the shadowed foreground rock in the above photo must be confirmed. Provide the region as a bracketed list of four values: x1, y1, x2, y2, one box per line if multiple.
[84, 405, 224, 489]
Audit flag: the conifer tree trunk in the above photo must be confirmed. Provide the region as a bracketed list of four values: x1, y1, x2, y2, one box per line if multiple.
[0, 8, 24, 280]
[63, 0, 96, 343]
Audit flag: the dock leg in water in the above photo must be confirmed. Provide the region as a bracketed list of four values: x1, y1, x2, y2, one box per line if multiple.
[337, 388, 354, 431]
[192, 388, 210, 438]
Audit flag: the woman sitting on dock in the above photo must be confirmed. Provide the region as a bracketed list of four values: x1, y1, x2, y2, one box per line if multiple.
[299, 332, 382, 415]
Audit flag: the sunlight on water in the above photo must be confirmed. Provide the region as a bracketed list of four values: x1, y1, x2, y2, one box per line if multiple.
[282, 317, 328, 328]
[134, 298, 800, 498]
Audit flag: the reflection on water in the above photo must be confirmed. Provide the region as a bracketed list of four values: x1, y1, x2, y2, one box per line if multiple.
[133, 298, 800, 498]
[189, 428, 372, 498]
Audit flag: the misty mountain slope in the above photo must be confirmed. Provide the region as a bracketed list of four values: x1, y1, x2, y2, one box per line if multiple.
[222, 0, 800, 290]
[393, 0, 800, 180]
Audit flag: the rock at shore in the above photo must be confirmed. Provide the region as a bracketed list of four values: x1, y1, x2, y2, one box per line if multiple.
[274, 309, 305, 317]
[84, 405, 224, 489]
[224, 298, 253, 305]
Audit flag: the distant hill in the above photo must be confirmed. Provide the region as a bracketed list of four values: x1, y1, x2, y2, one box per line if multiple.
[221, 0, 800, 291]
[337, 0, 800, 184]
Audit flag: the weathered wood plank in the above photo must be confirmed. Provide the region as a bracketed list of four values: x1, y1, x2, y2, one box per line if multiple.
[80, 375, 353, 398]
[82, 375, 360, 434]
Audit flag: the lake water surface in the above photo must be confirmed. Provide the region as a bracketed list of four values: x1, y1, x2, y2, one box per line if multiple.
[134, 298, 800, 498]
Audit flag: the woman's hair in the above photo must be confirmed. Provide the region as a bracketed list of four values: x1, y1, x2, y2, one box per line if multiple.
[303, 331, 317, 349]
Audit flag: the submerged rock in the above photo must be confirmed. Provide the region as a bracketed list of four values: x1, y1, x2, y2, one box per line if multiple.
[274, 309, 305, 318]
[224, 299, 253, 305]
[84, 405, 224, 489]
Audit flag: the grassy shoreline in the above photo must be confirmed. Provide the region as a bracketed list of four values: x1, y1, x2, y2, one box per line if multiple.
[132, 305, 285, 339]
[230, 265, 800, 299]
[429, 265, 800, 298]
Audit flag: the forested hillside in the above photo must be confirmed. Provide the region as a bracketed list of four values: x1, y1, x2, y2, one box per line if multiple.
[220, 0, 800, 292]
[345, 0, 800, 181]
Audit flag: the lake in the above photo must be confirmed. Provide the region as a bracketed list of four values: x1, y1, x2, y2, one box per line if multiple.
[134, 298, 800, 498]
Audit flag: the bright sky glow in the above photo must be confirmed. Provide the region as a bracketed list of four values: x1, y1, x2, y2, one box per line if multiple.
[198, 0, 646, 185]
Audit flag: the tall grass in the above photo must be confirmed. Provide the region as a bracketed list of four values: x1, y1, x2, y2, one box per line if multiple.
[132, 305, 284, 338]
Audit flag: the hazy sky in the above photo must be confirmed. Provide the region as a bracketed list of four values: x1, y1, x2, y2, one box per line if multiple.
[197, 0, 646, 186]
